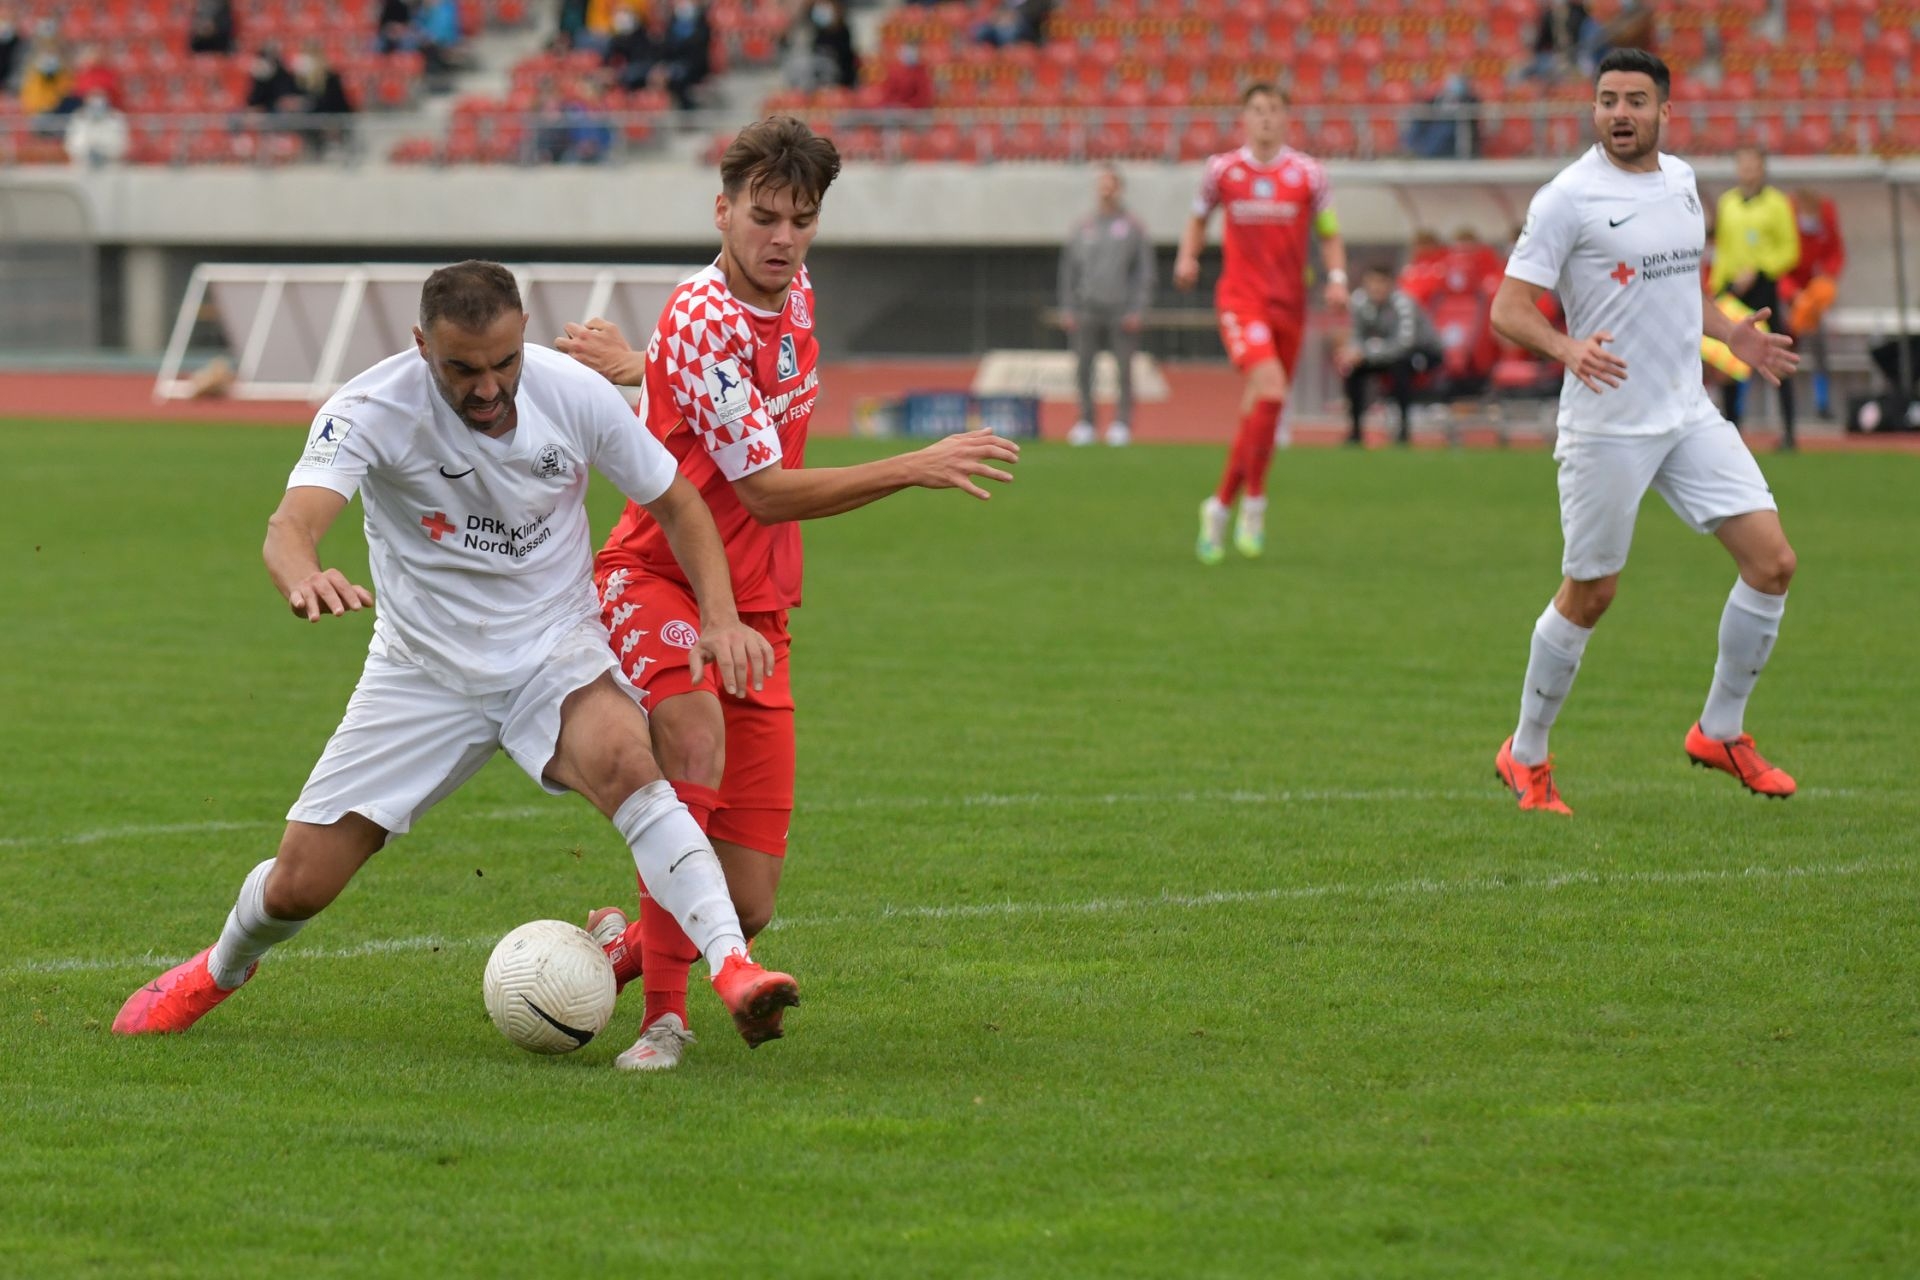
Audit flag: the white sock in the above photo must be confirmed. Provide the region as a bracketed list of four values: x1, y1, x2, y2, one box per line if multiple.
[1202, 496, 1229, 540]
[1699, 579, 1787, 740]
[1512, 602, 1594, 766]
[1239, 494, 1267, 519]
[207, 859, 307, 990]
[612, 781, 747, 973]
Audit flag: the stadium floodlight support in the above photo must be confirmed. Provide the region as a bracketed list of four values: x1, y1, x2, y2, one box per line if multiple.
[154, 262, 699, 402]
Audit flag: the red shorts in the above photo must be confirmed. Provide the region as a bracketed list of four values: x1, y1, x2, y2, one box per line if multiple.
[595, 567, 795, 857]
[1218, 301, 1305, 375]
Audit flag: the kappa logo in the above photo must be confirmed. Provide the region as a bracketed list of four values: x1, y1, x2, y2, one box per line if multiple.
[533, 444, 568, 479]
[776, 334, 799, 381]
[744, 440, 775, 468]
[660, 619, 699, 650]
[1683, 189, 1700, 215]
[703, 358, 752, 426]
[787, 289, 812, 329]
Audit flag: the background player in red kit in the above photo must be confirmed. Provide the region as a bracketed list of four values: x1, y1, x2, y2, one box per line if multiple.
[1174, 83, 1349, 565]
[556, 115, 1020, 1070]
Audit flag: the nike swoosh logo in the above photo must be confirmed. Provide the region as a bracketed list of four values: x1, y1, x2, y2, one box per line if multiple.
[439, 466, 475, 479]
[1608, 215, 1636, 227]
[667, 850, 700, 874]
[521, 995, 594, 1046]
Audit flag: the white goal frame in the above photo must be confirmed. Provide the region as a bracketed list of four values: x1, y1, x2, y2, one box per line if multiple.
[154, 262, 700, 402]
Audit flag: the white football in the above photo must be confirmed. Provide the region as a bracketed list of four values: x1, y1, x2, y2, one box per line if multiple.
[482, 919, 618, 1055]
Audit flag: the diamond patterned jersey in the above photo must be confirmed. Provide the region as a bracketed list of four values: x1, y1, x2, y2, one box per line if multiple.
[596, 261, 821, 613]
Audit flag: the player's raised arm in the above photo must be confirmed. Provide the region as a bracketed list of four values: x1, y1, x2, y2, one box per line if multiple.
[264, 486, 373, 622]
[638, 475, 774, 697]
[731, 429, 1019, 525]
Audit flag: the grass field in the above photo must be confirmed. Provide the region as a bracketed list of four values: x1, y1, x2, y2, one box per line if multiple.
[2, 420, 1916, 1278]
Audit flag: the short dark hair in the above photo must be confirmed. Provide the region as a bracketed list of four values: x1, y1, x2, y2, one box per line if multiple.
[720, 115, 842, 211]
[1595, 47, 1671, 101]
[1242, 81, 1287, 107]
[420, 260, 522, 331]
[1361, 262, 1394, 280]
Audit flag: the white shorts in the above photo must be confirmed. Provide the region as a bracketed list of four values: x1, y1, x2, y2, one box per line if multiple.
[1555, 416, 1777, 581]
[287, 618, 643, 836]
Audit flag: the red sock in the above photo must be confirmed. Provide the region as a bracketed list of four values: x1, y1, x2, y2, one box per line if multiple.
[635, 780, 721, 1029]
[1241, 399, 1283, 498]
[1213, 426, 1248, 505]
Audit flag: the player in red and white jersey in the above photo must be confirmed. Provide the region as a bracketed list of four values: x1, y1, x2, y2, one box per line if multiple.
[1488, 50, 1800, 814]
[556, 116, 1020, 1070]
[1174, 83, 1349, 565]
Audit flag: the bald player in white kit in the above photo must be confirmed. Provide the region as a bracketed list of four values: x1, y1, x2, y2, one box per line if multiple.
[113, 261, 802, 1050]
[1488, 49, 1801, 814]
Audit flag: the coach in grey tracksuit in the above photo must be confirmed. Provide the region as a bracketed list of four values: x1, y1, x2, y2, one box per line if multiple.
[1059, 166, 1155, 444]
[1336, 264, 1443, 445]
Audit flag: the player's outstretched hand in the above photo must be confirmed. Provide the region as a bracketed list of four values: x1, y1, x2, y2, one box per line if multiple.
[555, 318, 639, 385]
[688, 620, 776, 698]
[1172, 254, 1201, 291]
[1728, 307, 1801, 386]
[287, 569, 373, 623]
[911, 428, 1021, 500]
[1565, 331, 1628, 394]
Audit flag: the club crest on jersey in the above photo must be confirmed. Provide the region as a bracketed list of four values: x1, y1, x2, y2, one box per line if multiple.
[1253, 177, 1277, 198]
[787, 289, 813, 329]
[660, 619, 699, 650]
[533, 444, 569, 479]
[302, 413, 354, 466]
[776, 334, 799, 382]
[703, 357, 752, 426]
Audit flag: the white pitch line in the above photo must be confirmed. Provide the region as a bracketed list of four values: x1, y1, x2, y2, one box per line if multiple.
[4, 856, 1905, 979]
[0, 785, 1890, 852]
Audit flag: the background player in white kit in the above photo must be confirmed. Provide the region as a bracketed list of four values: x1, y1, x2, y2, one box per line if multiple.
[113, 261, 803, 1047]
[1488, 50, 1801, 814]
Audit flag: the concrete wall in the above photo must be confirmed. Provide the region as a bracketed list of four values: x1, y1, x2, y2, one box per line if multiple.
[9, 156, 1917, 357]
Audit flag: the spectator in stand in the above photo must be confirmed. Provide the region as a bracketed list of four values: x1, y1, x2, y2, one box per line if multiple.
[19, 45, 70, 117]
[1524, 0, 1591, 81]
[537, 85, 614, 162]
[785, 1, 860, 92]
[1336, 264, 1444, 446]
[606, 7, 658, 91]
[1587, 0, 1654, 64]
[64, 90, 128, 166]
[1785, 187, 1844, 418]
[654, 0, 712, 110]
[876, 43, 934, 111]
[1405, 74, 1480, 158]
[557, 0, 589, 43]
[417, 0, 465, 72]
[0, 8, 24, 88]
[1059, 164, 1155, 448]
[974, 0, 1052, 48]
[291, 45, 355, 153]
[1712, 145, 1801, 446]
[244, 48, 301, 113]
[68, 44, 120, 109]
[189, 0, 235, 56]
[377, 0, 417, 55]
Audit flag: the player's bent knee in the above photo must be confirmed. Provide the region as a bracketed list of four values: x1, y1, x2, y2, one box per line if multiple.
[658, 722, 724, 789]
[1562, 578, 1617, 627]
[1757, 545, 1797, 594]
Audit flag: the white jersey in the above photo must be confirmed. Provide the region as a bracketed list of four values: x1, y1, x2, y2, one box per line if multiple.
[288, 343, 677, 695]
[1506, 146, 1717, 436]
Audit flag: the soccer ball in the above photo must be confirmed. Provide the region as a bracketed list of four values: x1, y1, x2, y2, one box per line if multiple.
[482, 919, 617, 1055]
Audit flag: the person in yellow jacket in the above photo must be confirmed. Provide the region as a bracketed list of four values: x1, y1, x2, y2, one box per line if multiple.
[1713, 146, 1801, 447]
